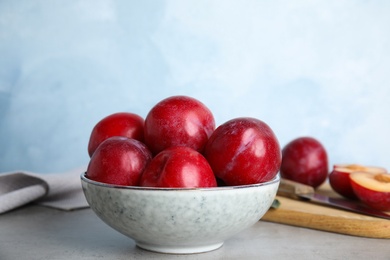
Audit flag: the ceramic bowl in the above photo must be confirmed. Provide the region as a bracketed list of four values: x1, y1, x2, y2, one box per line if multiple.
[81, 173, 279, 254]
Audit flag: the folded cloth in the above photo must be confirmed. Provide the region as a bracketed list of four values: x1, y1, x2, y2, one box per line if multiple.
[0, 166, 89, 214]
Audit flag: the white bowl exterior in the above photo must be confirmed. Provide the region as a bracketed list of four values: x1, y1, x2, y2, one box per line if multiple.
[81, 175, 279, 253]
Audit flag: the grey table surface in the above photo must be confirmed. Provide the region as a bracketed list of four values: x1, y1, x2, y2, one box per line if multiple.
[1, 205, 389, 260]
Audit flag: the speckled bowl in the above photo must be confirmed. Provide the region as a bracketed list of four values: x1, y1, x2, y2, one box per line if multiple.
[81, 173, 280, 254]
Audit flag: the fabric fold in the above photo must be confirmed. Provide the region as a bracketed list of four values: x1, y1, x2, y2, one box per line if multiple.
[0, 166, 89, 214]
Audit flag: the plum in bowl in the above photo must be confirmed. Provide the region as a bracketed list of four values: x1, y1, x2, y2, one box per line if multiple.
[80, 173, 280, 254]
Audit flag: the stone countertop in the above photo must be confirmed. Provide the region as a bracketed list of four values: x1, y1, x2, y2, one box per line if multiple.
[1, 205, 389, 260]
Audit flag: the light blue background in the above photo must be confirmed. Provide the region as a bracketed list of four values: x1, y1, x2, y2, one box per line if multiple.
[1, 1, 389, 173]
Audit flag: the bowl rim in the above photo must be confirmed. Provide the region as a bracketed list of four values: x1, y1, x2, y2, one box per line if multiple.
[81, 172, 280, 191]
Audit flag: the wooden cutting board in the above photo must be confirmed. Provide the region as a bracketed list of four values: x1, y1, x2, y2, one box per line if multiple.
[261, 183, 390, 238]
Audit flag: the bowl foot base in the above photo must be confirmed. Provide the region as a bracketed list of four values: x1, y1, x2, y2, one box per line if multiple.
[136, 241, 224, 254]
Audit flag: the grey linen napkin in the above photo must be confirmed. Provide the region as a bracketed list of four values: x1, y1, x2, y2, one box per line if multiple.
[0, 166, 89, 214]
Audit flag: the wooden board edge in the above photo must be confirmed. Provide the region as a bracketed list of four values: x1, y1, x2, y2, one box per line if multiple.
[261, 208, 390, 239]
